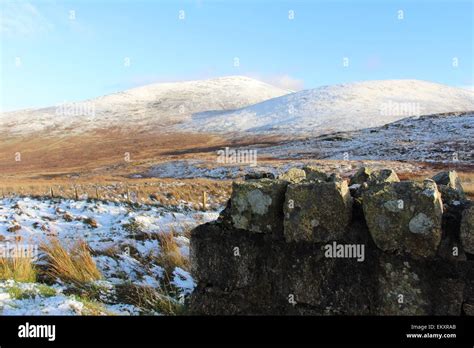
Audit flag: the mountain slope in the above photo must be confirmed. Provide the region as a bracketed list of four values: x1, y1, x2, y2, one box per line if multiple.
[184, 80, 474, 136]
[259, 111, 474, 163]
[0, 76, 291, 136]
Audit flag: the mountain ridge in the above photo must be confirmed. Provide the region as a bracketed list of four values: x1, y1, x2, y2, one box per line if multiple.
[184, 79, 474, 136]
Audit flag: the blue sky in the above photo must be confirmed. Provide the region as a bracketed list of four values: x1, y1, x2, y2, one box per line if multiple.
[0, 0, 472, 111]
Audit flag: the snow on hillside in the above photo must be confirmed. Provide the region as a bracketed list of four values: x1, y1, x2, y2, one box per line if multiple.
[258, 111, 474, 163]
[185, 80, 474, 136]
[0, 76, 291, 136]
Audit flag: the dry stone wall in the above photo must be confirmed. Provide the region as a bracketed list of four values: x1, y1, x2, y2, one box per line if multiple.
[189, 168, 474, 315]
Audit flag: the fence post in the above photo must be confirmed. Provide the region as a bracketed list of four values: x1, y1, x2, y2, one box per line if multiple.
[202, 191, 207, 211]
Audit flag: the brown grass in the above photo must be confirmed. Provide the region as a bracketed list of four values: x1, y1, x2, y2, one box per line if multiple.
[115, 283, 184, 315]
[0, 255, 37, 282]
[0, 178, 232, 208]
[154, 230, 189, 275]
[40, 239, 101, 285]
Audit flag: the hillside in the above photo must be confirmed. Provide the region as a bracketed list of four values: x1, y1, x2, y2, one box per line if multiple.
[0, 76, 291, 136]
[185, 80, 474, 136]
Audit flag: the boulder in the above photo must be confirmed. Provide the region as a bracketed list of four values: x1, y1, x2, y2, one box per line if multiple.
[349, 169, 400, 221]
[278, 168, 306, 183]
[350, 167, 399, 186]
[283, 179, 352, 242]
[432, 170, 464, 192]
[362, 180, 443, 258]
[244, 172, 275, 180]
[460, 205, 474, 254]
[302, 166, 329, 182]
[229, 179, 288, 234]
[432, 170, 465, 202]
[350, 167, 373, 186]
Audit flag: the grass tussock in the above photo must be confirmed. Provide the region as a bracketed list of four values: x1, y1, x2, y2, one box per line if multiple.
[0, 256, 37, 282]
[115, 283, 185, 315]
[40, 239, 101, 285]
[154, 230, 189, 275]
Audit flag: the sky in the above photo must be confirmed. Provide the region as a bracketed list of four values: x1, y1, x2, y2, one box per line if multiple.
[0, 0, 473, 111]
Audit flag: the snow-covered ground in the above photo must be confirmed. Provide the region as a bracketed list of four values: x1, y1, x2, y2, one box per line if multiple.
[186, 80, 474, 136]
[257, 111, 474, 163]
[140, 159, 423, 180]
[0, 197, 220, 315]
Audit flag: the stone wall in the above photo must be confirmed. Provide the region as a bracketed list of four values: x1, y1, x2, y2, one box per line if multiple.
[189, 167, 474, 315]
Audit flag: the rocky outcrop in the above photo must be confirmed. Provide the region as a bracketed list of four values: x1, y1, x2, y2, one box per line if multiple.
[190, 168, 474, 315]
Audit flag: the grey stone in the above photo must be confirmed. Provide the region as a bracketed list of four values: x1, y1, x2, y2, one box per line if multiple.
[283, 180, 352, 242]
[432, 170, 465, 202]
[302, 166, 329, 182]
[362, 180, 443, 258]
[229, 179, 288, 234]
[278, 168, 306, 183]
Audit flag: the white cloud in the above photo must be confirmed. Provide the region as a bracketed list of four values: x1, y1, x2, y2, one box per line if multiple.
[0, 1, 53, 36]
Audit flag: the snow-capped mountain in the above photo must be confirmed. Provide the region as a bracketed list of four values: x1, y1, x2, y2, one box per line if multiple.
[185, 80, 474, 136]
[2, 78, 473, 138]
[0, 76, 291, 136]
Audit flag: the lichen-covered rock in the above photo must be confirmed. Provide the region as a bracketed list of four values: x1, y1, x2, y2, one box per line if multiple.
[350, 167, 399, 187]
[278, 168, 306, 183]
[369, 169, 400, 185]
[374, 256, 464, 315]
[437, 199, 470, 261]
[432, 170, 464, 192]
[460, 205, 474, 254]
[350, 167, 373, 186]
[362, 180, 443, 258]
[283, 180, 352, 242]
[432, 170, 465, 202]
[229, 179, 288, 234]
[349, 168, 400, 221]
[190, 167, 473, 316]
[244, 172, 275, 180]
[328, 173, 343, 182]
[302, 166, 329, 182]
[463, 279, 474, 316]
[272, 242, 374, 315]
[375, 256, 431, 315]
